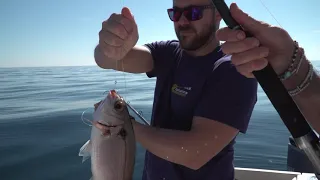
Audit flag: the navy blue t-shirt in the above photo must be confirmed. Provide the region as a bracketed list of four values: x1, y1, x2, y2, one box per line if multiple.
[142, 40, 258, 180]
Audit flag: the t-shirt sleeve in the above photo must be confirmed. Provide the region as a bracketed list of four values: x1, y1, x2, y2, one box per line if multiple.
[143, 40, 179, 78]
[193, 61, 258, 133]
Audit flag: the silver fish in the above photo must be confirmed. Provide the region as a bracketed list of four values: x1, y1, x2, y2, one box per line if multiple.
[79, 89, 136, 180]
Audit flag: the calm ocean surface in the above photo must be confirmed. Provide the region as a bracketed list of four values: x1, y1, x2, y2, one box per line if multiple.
[0, 61, 319, 180]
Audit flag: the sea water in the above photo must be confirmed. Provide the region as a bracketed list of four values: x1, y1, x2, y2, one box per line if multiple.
[0, 61, 319, 180]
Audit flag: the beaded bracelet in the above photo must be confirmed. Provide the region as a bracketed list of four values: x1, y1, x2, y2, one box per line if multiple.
[280, 48, 306, 82]
[294, 49, 305, 76]
[278, 41, 300, 81]
[288, 59, 314, 97]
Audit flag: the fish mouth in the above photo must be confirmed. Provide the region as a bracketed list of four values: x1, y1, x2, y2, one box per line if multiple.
[97, 121, 122, 128]
[108, 89, 120, 100]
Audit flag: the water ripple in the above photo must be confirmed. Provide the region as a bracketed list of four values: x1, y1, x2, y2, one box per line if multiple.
[0, 62, 319, 180]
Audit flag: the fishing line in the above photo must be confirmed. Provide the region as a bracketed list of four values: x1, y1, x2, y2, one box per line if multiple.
[80, 0, 128, 127]
[81, 107, 93, 126]
[121, 0, 128, 100]
[114, 60, 118, 90]
[258, 0, 283, 28]
[121, 59, 128, 100]
[113, 0, 123, 92]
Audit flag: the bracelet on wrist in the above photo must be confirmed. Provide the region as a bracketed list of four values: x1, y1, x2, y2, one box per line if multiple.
[288, 59, 314, 97]
[278, 41, 302, 81]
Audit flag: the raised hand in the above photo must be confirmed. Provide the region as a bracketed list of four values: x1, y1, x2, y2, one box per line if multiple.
[98, 7, 139, 61]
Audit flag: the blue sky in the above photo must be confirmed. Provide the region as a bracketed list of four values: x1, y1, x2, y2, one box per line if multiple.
[1, 0, 319, 67]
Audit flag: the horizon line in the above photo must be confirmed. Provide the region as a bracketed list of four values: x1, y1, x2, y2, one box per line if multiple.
[1, 59, 320, 68]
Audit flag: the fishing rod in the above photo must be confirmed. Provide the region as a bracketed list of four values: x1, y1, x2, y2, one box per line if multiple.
[210, 0, 320, 178]
[125, 101, 150, 126]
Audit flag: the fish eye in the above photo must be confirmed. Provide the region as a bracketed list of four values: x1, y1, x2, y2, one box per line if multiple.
[114, 101, 124, 111]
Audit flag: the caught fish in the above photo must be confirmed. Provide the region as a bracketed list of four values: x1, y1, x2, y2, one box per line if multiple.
[79, 89, 136, 180]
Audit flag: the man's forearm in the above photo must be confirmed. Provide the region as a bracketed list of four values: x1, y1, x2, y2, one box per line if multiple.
[134, 122, 200, 169]
[282, 52, 320, 134]
[294, 72, 320, 134]
[291, 71, 320, 133]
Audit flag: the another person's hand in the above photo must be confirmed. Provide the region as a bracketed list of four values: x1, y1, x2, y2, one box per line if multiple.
[98, 7, 139, 61]
[216, 3, 296, 78]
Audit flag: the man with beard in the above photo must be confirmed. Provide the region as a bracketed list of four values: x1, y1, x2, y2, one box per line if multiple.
[94, 0, 258, 179]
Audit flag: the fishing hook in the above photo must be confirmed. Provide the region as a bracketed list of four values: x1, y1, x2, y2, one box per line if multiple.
[81, 107, 93, 127]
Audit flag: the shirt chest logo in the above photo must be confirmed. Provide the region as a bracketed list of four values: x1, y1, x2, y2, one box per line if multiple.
[171, 84, 192, 97]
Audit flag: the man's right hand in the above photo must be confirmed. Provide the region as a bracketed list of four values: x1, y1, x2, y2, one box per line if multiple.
[99, 7, 139, 61]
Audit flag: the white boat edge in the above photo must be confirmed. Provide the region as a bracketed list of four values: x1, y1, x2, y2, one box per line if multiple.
[235, 167, 317, 180]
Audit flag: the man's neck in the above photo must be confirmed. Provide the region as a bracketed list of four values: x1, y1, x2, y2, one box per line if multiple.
[184, 37, 220, 57]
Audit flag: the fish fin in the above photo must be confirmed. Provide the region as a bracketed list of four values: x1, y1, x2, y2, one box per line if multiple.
[82, 155, 90, 163]
[79, 140, 92, 163]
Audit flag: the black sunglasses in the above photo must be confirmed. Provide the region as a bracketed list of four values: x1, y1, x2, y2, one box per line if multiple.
[167, 5, 214, 22]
